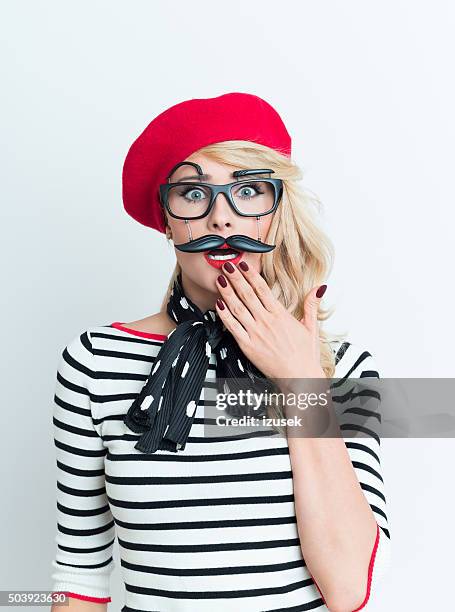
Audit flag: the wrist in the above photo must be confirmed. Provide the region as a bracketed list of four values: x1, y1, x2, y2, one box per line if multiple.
[275, 367, 326, 394]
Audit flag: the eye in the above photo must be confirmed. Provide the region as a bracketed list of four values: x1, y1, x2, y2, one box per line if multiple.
[235, 182, 265, 199]
[179, 186, 208, 202]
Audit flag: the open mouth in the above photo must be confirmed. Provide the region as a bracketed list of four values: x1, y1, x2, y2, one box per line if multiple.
[206, 248, 241, 261]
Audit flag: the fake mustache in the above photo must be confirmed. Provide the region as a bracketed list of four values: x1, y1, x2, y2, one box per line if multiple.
[174, 234, 276, 253]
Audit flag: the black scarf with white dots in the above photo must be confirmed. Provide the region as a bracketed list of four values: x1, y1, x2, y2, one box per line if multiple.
[123, 272, 268, 454]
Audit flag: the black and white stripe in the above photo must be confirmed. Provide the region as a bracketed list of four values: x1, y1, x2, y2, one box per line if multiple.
[51, 325, 391, 610]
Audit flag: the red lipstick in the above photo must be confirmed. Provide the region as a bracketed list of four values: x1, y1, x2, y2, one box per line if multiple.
[203, 244, 244, 270]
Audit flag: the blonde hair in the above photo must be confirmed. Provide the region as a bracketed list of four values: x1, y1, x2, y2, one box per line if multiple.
[159, 140, 346, 381]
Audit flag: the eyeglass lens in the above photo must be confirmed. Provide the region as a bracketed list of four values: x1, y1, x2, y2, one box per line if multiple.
[167, 181, 275, 218]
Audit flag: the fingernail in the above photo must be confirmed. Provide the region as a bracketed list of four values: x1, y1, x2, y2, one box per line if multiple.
[217, 275, 227, 287]
[216, 298, 225, 310]
[239, 261, 249, 271]
[316, 284, 327, 298]
[224, 261, 235, 273]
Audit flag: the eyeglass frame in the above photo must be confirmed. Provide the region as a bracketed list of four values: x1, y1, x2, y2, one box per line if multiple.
[159, 163, 284, 221]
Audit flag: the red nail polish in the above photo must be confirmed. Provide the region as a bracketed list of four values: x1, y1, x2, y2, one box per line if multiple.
[224, 261, 235, 273]
[316, 284, 327, 298]
[216, 298, 225, 310]
[218, 275, 227, 287]
[239, 261, 249, 271]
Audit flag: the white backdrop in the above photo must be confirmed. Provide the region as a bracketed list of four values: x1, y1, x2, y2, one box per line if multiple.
[1, 1, 454, 610]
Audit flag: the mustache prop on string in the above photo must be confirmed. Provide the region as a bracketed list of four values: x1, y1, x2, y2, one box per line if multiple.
[174, 233, 276, 253]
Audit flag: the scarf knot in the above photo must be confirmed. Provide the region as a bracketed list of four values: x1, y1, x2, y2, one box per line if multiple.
[204, 318, 225, 351]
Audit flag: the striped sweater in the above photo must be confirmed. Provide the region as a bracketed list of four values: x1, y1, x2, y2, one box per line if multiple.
[51, 322, 391, 611]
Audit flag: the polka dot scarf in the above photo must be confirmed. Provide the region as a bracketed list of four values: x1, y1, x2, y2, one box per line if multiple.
[123, 272, 267, 454]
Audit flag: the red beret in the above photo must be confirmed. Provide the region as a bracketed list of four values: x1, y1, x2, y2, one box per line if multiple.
[122, 92, 292, 233]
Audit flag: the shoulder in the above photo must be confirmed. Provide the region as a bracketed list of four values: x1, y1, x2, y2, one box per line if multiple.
[329, 339, 380, 378]
[60, 328, 94, 360]
[61, 312, 175, 352]
[55, 328, 96, 384]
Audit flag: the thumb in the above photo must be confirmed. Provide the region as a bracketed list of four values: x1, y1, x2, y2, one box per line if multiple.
[301, 284, 327, 331]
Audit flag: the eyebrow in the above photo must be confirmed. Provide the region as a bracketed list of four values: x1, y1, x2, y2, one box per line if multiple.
[172, 169, 271, 182]
[175, 173, 211, 181]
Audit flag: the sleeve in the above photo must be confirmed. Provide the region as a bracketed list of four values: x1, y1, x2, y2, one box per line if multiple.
[50, 329, 116, 603]
[331, 342, 392, 611]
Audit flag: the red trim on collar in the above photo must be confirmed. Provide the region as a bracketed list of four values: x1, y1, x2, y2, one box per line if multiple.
[110, 321, 168, 340]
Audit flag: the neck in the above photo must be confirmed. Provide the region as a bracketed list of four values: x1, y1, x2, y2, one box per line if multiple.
[179, 270, 218, 313]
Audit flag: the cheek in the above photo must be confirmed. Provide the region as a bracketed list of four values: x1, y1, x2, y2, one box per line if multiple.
[175, 250, 201, 270]
[168, 219, 207, 277]
[256, 215, 273, 237]
[244, 252, 264, 274]
[175, 251, 219, 293]
[175, 249, 217, 271]
[168, 219, 204, 243]
[242, 216, 274, 239]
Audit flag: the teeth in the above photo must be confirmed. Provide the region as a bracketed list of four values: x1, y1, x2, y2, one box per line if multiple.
[208, 252, 238, 261]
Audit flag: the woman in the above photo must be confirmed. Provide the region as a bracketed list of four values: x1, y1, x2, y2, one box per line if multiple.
[50, 93, 391, 611]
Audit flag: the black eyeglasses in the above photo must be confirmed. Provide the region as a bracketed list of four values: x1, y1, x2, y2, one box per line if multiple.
[159, 162, 283, 221]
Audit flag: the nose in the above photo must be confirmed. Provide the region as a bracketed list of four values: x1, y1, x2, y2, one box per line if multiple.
[206, 191, 236, 232]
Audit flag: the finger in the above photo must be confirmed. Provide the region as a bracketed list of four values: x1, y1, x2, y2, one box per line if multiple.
[220, 261, 266, 321]
[228, 260, 282, 316]
[215, 297, 250, 346]
[216, 272, 256, 333]
[302, 284, 327, 332]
